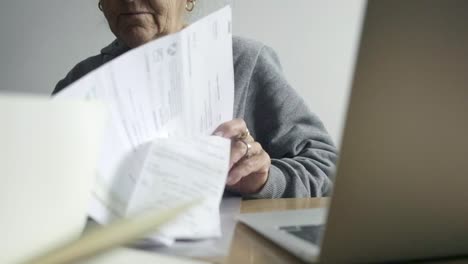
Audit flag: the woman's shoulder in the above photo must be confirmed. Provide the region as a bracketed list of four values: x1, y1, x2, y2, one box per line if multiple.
[232, 36, 264, 57]
[64, 40, 125, 76]
[232, 36, 284, 88]
[232, 36, 280, 66]
[53, 40, 127, 95]
[52, 54, 104, 95]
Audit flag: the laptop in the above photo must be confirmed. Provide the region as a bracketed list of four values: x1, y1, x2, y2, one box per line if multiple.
[0, 95, 105, 263]
[238, 0, 468, 262]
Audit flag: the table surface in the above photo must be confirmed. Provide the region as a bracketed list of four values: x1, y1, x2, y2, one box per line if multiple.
[223, 198, 327, 264]
[207, 198, 468, 264]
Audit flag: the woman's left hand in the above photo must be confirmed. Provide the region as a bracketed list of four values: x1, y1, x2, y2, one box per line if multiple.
[213, 119, 271, 195]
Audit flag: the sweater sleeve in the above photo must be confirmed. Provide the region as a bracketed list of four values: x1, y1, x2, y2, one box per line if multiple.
[243, 45, 338, 199]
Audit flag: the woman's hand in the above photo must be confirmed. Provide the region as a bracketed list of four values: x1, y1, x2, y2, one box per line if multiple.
[213, 119, 271, 195]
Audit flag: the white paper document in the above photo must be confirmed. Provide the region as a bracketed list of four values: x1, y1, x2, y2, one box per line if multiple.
[152, 197, 242, 258]
[54, 6, 234, 242]
[127, 137, 230, 240]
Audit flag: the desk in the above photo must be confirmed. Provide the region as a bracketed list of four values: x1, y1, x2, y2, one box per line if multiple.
[223, 198, 327, 264]
[213, 198, 468, 264]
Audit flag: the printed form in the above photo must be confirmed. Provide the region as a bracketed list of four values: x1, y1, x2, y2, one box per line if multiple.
[54, 6, 234, 244]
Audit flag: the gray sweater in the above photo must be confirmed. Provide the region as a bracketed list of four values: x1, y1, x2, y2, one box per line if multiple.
[53, 36, 338, 199]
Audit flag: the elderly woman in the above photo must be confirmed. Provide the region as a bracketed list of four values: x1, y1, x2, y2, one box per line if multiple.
[53, 0, 337, 199]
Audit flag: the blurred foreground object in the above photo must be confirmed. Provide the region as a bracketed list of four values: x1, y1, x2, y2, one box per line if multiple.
[24, 199, 202, 264]
[0, 94, 106, 263]
[80, 248, 208, 264]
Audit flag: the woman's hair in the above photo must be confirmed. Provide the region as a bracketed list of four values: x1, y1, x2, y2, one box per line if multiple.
[185, 0, 232, 23]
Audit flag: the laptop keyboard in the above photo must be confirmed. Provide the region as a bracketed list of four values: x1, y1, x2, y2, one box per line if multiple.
[279, 225, 324, 245]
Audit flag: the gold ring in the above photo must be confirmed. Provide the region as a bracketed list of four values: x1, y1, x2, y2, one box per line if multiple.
[239, 139, 252, 159]
[237, 128, 250, 140]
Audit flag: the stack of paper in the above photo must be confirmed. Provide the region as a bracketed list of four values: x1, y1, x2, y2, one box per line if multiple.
[54, 6, 234, 244]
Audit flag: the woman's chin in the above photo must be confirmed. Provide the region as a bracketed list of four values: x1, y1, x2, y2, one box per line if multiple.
[120, 28, 156, 48]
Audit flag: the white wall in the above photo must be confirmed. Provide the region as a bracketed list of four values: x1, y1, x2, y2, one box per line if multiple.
[0, 1, 114, 95]
[0, 0, 365, 146]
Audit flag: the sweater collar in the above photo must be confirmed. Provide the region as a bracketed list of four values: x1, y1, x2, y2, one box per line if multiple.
[101, 39, 131, 57]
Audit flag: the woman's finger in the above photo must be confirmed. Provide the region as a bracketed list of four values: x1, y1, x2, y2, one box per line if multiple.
[226, 150, 270, 186]
[230, 141, 262, 168]
[213, 118, 248, 139]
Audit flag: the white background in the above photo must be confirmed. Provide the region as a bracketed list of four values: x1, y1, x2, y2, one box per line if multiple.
[0, 0, 366, 146]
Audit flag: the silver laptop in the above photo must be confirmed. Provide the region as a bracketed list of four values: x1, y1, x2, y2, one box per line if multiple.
[0, 95, 105, 263]
[238, 1, 468, 262]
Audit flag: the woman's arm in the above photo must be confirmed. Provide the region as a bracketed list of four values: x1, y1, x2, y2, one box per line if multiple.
[242, 45, 338, 198]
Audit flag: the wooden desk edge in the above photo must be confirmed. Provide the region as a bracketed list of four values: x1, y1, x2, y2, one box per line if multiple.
[201, 198, 329, 264]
